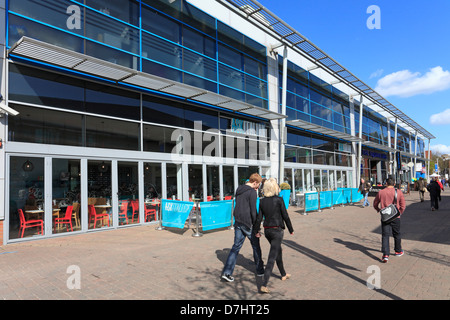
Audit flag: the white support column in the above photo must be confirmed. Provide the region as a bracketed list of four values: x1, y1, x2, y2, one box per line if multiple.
[279, 45, 288, 183]
[357, 95, 363, 183]
[393, 118, 398, 178]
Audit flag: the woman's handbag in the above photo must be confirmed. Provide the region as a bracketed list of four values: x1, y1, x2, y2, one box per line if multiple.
[380, 189, 400, 223]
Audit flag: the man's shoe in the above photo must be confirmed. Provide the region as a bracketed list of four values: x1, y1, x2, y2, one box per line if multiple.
[394, 250, 404, 257]
[381, 255, 389, 263]
[221, 274, 234, 282]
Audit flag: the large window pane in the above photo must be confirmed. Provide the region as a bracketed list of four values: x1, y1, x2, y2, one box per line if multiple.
[206, 165, 220, 201]
[52, 159, 81, 234]
[118, 162, 139, 225]
[8, 104, 83, 146]
[88, 160, 112, 230]
[223, 166, 235, 198]
[166, 163, 183, 200]
[144, 162, 162, 222]
[86, 116, 140, 150]
[188, 164, 203, 200]
[9, 156, 45, 240]
[294, 169, 304, 194]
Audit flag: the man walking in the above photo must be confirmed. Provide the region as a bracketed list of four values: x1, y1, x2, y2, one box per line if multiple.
[221, 173, 264, 282]
[359, 178, 371, 207]
[417, 177, 426, 202]
[373, 178, 406, 263]
[427, 177, 441, 211]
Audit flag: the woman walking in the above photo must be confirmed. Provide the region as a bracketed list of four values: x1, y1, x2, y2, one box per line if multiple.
[253, 178, 294, 293]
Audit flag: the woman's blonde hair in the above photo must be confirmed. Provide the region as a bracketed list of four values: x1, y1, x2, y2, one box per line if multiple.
[263, 178, 279, 197]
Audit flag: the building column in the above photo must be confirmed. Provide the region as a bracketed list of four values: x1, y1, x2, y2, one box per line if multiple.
[267, 47, 281, 180]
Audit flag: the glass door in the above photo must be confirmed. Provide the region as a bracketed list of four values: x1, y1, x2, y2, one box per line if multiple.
[52, 158, 81, 234]
[9, 156, 45, 240]
[118, 161, 139, 226]
[87, 160, 112, 229]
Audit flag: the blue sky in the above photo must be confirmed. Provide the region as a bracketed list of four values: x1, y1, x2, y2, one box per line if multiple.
[257, 0, 450, 154]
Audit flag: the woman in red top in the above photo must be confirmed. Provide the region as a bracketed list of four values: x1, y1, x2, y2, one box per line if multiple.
[373, 178, 406, 263]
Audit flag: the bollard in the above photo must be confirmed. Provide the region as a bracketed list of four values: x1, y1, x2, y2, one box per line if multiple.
[192, 200, 203, 237]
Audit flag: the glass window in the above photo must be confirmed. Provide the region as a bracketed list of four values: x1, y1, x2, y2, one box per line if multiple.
[85, 0, 139, 26]
[206, 165, 220, 201]
[237, 166, 259, 186]
[9, 156, 45, 240]
[188, 164, 203, 200]
[144, 162, 162, 222]
[52, 159, 81, 234]
[9, 0, 84, 37]
[86, 116, 140, 151]
[182, 48, 217, 82]
[85, 82, 140, 120]
[142, 32, 182, 70]
[166, 163, 183, 200]
[9, 64, 85, 111]
[182, 26, 215, 58]
[87, 160, 112, 230]
[294, 169, 304, 194]
[143, 124, 178, 154]
[8, 104, 83, 147]
[313, 170, 321, 192]
[223, 166, 235, 198]
[85, 9, 139, 55]
[321, 170, 329, 191]
[142, 5, 180, 43]
[118, 161, 139, 225]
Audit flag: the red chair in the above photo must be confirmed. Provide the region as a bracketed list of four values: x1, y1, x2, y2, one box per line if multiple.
[18, 209, 43, 238]
[88, 204, 110, 229]
[145, 206, 157, 222]
[54, 205, 74, 232]
[130, 200, 139, 223]
[224, 196, 232, 200]
[207, 196, 213, 201]
[118, 201, 129, 225]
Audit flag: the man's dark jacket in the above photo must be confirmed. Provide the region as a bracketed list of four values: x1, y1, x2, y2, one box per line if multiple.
[233, 184, 258, 229]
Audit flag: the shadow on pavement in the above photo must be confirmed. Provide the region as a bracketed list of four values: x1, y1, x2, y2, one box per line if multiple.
[282, 239, 403, 300]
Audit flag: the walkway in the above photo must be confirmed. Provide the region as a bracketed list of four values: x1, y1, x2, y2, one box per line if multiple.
[0, 190, 448, 302]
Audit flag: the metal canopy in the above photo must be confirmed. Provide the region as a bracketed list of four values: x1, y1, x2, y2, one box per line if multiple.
[8, 36, 286, 121]
[217, 0, 435, 140]
[362, 141, 397, 153]
[286, 119, 362, 143]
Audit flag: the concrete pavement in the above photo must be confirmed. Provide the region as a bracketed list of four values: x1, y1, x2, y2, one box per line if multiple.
[0, 190, 449, 302]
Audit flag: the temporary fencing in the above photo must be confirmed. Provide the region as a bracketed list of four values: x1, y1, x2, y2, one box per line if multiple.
[304, 188, 363, 213]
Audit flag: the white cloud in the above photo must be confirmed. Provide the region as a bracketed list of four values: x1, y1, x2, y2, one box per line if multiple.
[369, 69, 384, 79]
[430, 144, 450, 155]
[430, 108, 450, 125]
[375, 66, 450, 98]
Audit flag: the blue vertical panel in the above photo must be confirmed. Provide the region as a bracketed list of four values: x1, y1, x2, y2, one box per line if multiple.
[332, 190, 343, 206]
[305, 192, 319, 212]
[319, 191, 332, 209]
[351, 188, 363, 202]
[343, 188, 352, 204]
[161, 199, 194, 229]
[200, 200, 233, 231]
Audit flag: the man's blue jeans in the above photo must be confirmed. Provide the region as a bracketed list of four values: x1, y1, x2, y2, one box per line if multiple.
[363, 193, 370, 207]
[222, 222, 264, 276]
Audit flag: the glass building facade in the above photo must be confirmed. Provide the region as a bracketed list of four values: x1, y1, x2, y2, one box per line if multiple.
[0, 0, 431, 244]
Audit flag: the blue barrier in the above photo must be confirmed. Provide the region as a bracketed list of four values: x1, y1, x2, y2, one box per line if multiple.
[343, 189, 352, 204]
[305, 192, 319, 212]
[332, 190, 343, 205]
[304, 188, 363, 213]
[161, 199, 194, 229]
[319, 191, 333, 209]
[351, 188, 363, 202]
[200, 200, 233, 231]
